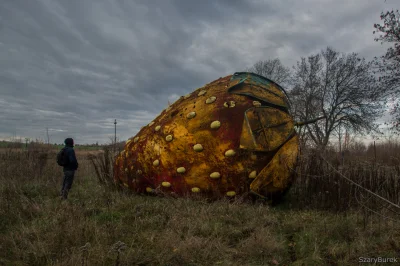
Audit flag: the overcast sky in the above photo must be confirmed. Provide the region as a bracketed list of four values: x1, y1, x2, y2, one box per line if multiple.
[0, 0, 398, 144]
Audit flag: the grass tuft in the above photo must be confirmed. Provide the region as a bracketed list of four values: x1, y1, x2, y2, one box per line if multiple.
[0, 141, 399, 265]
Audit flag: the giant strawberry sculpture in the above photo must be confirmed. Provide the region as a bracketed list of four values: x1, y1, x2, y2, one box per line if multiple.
[114, 72, 299, 200]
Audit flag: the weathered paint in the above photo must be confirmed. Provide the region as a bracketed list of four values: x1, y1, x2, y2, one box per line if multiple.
[114, 72, 299, 199]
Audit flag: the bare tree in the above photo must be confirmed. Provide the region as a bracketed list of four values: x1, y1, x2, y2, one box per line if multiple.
[290, 47, 383, 149]
[373, 9, 400, 131]
[246, 58, 292, 86]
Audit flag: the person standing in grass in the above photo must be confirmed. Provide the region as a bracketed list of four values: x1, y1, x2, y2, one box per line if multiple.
[59, 138, 79, 200]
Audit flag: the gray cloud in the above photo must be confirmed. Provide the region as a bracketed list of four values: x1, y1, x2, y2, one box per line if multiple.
[0, 0, 397, 144]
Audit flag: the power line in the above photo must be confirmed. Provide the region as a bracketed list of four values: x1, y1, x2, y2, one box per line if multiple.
[0, 117, 113, 123]
[0, 121, 118, 127]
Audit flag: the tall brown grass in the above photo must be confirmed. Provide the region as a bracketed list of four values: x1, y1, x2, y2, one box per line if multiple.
[288, 146, 400, 212]
[0, 140, 399, 265]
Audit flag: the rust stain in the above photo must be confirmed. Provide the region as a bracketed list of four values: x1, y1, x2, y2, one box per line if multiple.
[114, 72, 299, 200]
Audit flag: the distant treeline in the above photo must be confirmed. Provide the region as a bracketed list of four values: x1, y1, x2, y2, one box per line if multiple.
[0, 140, 125, 150]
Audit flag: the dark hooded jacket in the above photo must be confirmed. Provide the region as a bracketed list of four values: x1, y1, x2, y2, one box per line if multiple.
[63, 138, 79, 172]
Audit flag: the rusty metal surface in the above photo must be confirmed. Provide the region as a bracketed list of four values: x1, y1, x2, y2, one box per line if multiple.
[113, 72, 299, 199]
[240, 107, 294, 151]
[228, 72, 290, 110]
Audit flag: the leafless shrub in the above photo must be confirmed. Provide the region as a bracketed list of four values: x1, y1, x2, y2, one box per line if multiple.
[88, 146, 120, 190]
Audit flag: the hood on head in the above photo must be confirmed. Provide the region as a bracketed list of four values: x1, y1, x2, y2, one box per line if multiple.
[64, 138, 74, 147]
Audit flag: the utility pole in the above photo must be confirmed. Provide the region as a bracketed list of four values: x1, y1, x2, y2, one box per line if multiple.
[13, 127, 16, 142]
[114, 119, 117, 153]
[46, 127, 50, 145]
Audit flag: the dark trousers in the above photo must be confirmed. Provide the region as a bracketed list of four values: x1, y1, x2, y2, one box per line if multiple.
[61, 170, 75, 199]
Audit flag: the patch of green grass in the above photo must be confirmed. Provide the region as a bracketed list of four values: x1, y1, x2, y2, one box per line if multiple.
[75, 145, 104, 151]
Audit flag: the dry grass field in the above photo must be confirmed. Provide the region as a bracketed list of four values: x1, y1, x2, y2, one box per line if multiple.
[0, 142, 399, 265]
